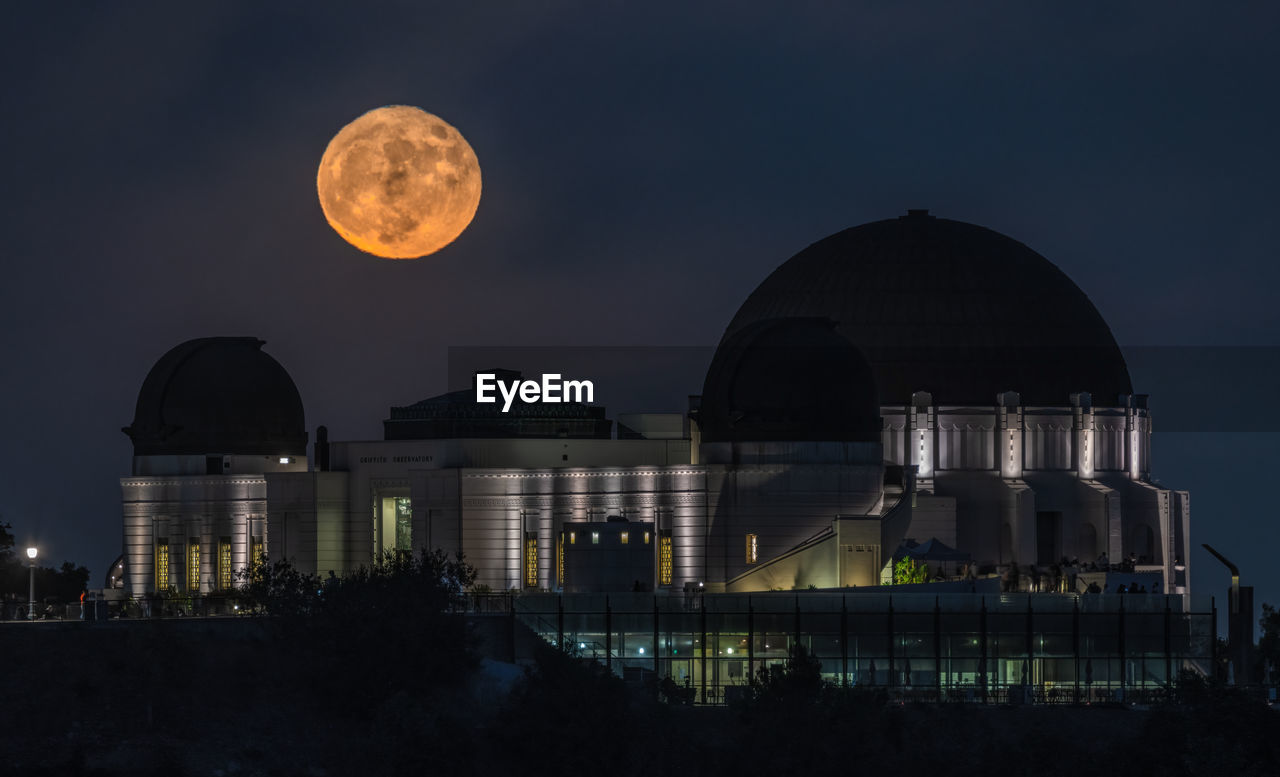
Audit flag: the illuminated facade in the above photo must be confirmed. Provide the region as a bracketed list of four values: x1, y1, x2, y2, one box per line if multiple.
[120, 213, 1191, 609]
[119, 338, 308, 598]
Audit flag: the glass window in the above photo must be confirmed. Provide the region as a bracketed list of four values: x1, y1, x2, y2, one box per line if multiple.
[251, 537, 265, 570]
[524, 532, 538, 588]
[659, 531, 673, 586]
[395, 497, 412, 552]
[620, 532, 630, 545]
[591, 532, 600, 545]
[557, 532, 565, 586]
[746, 534, 758, 564]
[155, 541, 170, 591]
[218, 538, 232, 590]
[187, 540, 200, 592]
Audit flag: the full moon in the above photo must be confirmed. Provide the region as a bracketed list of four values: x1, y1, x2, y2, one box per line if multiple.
[316, 105, 482, 259]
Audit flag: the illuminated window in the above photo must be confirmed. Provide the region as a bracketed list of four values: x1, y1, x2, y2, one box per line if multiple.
[395, 497, 413, 551]
[218, 538, 232, 590]
[187, 540, 201, 592]
[746, 533, 758, 564]
[251, 537, 265, 570]
[659, 531, 672, 586]
[557, 532, 565, 586]
[644, 531, 651, 545]
[620, 531, 630, 545]
[569, 531, 576, 545]
[155, 541, 170, 591]
[524, 532, 538, 588]
[591, 531, 600, 545]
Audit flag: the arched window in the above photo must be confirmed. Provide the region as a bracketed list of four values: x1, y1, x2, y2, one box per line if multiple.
[1078, 523, 1098, 559]
[1131, 524, 1155, 562]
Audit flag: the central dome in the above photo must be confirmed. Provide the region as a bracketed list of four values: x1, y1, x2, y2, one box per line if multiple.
[699, 318, 881, 443]
[722, 211, 1133, 406]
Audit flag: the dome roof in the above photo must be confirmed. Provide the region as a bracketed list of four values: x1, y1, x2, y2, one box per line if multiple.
[722, 211, 1133, 406]
[123, 337, 307, 457]
[699, 318, 881, 443]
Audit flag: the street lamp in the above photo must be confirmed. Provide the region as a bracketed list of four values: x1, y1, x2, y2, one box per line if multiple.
[26, 547, 37, 621]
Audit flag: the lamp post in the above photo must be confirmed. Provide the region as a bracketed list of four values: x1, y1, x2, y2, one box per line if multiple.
[26, 547, 37, 621]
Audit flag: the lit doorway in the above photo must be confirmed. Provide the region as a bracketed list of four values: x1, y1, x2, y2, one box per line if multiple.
[376, 494, 413, 557]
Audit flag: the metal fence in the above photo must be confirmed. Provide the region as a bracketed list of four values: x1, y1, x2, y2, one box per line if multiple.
[2, 588, 1242, 709]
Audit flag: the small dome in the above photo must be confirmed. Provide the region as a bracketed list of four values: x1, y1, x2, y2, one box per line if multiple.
[123, 337, 307, 457]
[723, 211, 1133, 406]
[699, 318, 881, 443]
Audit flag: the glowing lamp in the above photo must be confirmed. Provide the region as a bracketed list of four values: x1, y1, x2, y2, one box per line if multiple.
[26, 547, 37, 560]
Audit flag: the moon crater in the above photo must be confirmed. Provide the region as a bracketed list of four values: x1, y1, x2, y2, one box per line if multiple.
[317, 106, 481, 259]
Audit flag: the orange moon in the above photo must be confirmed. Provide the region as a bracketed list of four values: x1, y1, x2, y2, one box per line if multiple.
[316, 106, 482, 259]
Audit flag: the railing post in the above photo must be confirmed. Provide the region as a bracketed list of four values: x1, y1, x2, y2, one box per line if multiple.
[934, 596, 942, 699]
[653, 597, 660, 679]
[509, 590, 516, 663]
[979, 598, 988, 703]
[841, 595, 849, 688]
[700, 597, 708, 704]
[1118, 596, 1126, 698]
[888, 596, 896, 689]
[1073, 597, 1081, 704]
[1211, 596, 1218, 681]
[793, 595, 801, 652]
[1025, 596, 1035, 697]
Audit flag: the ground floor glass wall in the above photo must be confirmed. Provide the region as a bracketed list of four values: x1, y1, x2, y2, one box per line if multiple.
[514, 592, 1214, 705]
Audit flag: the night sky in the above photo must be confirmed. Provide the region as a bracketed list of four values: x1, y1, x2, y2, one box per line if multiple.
[3, 4, 1277, 622]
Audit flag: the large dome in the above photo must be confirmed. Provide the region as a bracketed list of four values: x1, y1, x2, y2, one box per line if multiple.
[722, 211, 1133, 406]
[698, 318, 881, 443]
[123, 337, 307, 457]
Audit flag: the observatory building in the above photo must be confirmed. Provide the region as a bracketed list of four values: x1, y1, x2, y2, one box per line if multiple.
[119, 338, 309, 594]
[118, 211, 1191, 601]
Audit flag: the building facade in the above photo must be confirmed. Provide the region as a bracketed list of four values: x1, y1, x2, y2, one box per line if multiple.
[120, 212, 1191, 604]
[119, 337, 308, 597]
